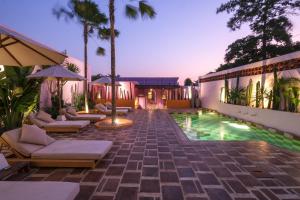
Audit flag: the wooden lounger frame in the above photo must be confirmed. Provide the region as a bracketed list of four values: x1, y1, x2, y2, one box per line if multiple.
[44, 126, 80, 133]
[65, 116, 101, 123]
[0, 137, 98, 168]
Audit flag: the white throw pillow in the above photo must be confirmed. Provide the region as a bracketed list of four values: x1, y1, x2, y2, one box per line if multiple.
[67, 107, 78, 116]
[0, 154, 10, 170]
[105, 102, 112, 109]
[36, 110, 55, 123]
[20, 124, 49, 146]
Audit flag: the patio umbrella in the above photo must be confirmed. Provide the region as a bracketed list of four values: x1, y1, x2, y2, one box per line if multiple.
[27, 65, 85, 109]
[92, 77, 120, 100]
[0, 24, 66, 66]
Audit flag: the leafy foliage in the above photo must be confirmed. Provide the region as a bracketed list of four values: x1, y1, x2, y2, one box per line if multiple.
[125, 0, 156, 19]
[64, 61, 80, 74]
[45, 95, 63, 119]
[184, 78, 193, 86]
[0, 66, 41, 131]
[228, 88, 246, 105]
[217, 0, 300, 71]
[72, 93, 95, 111]
[245, 79, 253, 106]
[53, 0, 108, 29]
[278, 77, 300, 112]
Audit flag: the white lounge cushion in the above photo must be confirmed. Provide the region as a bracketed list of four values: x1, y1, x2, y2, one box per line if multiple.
[1, 128, 55, 157]
[95, 104, 128, 114]
[20, 124, 48, 146]
[0, 181, 79, 200]
[105, 102, 133, 111]
[66, 114, 106, 121]
[32, 140, 113, 160]
[36, 110, 55, 123]
[44, 120, 90, 128]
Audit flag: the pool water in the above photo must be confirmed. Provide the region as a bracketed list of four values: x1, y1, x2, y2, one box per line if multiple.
[171, 111, 300, 152]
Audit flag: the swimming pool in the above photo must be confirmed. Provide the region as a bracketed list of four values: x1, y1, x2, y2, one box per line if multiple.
[171, 110, 300, 152]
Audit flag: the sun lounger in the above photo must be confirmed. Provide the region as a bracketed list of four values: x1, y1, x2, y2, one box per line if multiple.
[95, 103, 128, 115]
[0, 181, 79, 200]
[105, 102, 133, 112]
[61, 108, 106, 122]
[1, 128, 113, 168]
[29, 113, 90, 133]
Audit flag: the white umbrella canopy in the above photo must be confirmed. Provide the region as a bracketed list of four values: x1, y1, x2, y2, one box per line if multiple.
[27, 65, 85, 109]
[92, 76, 120, 86]
[27, 65, 85, 81]
[0, 24, 66, 66]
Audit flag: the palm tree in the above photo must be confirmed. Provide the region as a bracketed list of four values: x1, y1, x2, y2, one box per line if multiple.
[109, 0, 156, 124]
[53, 0, 108, 112]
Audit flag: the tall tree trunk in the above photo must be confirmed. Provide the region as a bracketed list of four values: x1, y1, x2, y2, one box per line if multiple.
[261, 1, 268, 108]
[84, 22, 89, 113]
[109, 0, 117, 124]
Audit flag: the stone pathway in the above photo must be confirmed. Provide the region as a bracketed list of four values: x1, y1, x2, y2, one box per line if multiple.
[7, 110, 300, 200]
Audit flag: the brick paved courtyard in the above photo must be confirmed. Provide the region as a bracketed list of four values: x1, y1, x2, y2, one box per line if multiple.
[7, 110, 300, 200]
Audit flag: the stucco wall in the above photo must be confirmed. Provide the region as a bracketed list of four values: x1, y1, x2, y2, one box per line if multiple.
[214, 103, 300, 137]
[199, 51, 300, 137]
[200, 68, 300, 109]
[62, 56, 91, 104]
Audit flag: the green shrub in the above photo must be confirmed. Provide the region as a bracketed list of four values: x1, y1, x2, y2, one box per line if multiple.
[0, 66, 41, 131]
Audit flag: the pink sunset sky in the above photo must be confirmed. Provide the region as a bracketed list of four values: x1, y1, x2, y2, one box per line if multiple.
[0, 0, 300, 84]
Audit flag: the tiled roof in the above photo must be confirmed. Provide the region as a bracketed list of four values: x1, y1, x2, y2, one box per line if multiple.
[116, 77, 179, 86]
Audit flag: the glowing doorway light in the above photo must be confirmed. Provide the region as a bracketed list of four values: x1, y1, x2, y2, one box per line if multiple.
[97, 92, 101, 99]
[188, 86, 192, 99]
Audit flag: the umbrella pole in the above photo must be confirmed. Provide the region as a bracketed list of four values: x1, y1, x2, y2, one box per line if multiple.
[105, 84, 107, 102]
[57, 78, 62, 110]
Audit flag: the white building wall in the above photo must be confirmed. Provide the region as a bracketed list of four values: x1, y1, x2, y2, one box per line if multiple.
[200, 69, 300, 109]
[199, 51, 300, 136]
[62, 56, 91, 104]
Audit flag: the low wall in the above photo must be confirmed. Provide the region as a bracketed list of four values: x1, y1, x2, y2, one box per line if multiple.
[166, 100, 191, 109]
[211, 103, 300, 137]
[95, 99, 135, 108]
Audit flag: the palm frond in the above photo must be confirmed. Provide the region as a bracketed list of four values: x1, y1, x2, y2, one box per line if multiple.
[125, 5, 139, 19]
[98, 27, 120, 40]
[139, 1, 156, 19]
[96, 47, 105, 56]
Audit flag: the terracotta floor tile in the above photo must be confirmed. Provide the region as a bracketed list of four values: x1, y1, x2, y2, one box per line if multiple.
[140, 179, 160, 193]
[160, 171, 179, 183]
[161, 186, 184, 200]
[8, 110, 300, 200]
